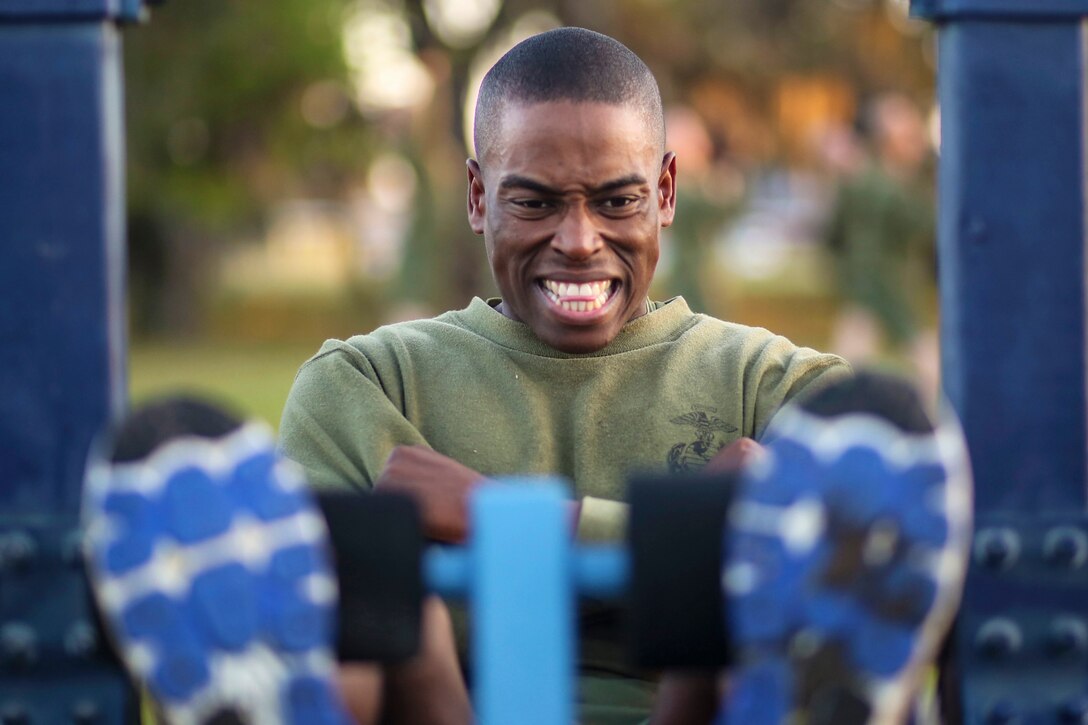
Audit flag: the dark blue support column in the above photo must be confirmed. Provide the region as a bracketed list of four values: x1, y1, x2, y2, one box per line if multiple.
[0, 0, 144, 720]
[912, 1, 1088, 721]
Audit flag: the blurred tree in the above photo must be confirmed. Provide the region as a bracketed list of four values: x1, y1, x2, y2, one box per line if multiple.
[125, 0, 372, 334]
[123, 0, 933, 333]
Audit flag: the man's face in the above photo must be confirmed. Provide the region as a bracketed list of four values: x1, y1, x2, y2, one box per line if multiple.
[468, 100, 676, 354]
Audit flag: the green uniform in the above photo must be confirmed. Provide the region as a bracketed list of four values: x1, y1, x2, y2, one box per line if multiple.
[279, 295, 850, 723]
[824, 163, 935, 346]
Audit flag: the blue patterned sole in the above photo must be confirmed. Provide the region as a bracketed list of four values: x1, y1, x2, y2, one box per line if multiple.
[83, 423, 349, 725]
[720, 405, 971, 725]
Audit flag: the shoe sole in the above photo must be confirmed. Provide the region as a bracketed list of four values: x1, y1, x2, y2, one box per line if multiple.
[83, 423, 348, 725]
[720, 403, 972, 725]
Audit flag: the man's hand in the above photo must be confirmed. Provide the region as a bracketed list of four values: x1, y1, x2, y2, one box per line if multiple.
[703, 436, 764, 475]
[649, 672, 723, 725]
[374, 445, 485, 543]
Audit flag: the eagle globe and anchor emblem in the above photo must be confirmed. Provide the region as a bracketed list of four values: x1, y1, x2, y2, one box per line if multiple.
[666, 408, 738, 473]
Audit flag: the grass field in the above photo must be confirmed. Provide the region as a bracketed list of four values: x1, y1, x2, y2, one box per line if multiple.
[129, 340, 321, 430]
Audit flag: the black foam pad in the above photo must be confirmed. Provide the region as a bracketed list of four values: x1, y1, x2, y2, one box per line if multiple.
[316, 490, 424, 663]
[627, 473, 735, 669]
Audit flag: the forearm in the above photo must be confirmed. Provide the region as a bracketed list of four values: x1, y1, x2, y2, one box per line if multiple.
[381, 597, 473, 725]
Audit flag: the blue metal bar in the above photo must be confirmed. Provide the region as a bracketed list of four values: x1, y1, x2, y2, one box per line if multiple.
[912, 0, 1088, 719]
[424, 545, 471, 599]
[1, 0, 137, 719]
[426, 533, 630, 603]
[0, 23, 127, 519]
[935, 19, 1087, 513]
[914, 0, 1088, 18]
[0, 0, 144, 23]
[574, 546, 630, 600]
[471, 482, 574, 725]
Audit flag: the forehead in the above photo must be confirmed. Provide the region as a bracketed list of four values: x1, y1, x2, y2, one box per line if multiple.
[484, 100, 660, 184]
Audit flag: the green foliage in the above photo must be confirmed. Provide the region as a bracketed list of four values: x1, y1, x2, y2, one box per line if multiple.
[125, 0, 372, 230]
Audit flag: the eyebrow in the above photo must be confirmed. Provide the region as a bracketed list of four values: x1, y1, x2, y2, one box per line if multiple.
[499, 174, 648, 196]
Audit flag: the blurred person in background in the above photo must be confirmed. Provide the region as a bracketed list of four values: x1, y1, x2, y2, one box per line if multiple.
[660, 107, 743, 316]
[822, 92, 938, 403]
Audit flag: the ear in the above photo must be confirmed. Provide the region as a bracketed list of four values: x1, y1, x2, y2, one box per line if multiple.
[467, 159, 486, 235]
[658, 152, 677, 228]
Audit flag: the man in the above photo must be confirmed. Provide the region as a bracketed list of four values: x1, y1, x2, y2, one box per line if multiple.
[823, 93, 938, 401]
[280, 27, 850, 723]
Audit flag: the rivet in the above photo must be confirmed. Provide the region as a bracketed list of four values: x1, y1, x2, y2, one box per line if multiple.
[1059, 697, 1088, 723]
[70, 701, 100, 724]
[0, 704, 29, 725]
[1047, 617, 1088, 656]
[1044, 527, 1088, 568]
[64, 621, 97, 659]
[985, 700, 1019, 724]
[974, 528, 1019, 570]
[975, 618, 1022, 659]
[0, 532, 38, 572]
[0, 623, 38, 667]
[966, 217, 990, 245]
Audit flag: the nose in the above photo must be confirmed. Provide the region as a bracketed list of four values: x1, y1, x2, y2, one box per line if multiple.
[551, 203, 603, 260]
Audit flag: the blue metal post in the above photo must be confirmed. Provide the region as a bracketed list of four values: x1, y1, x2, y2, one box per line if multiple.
[424, 480, 629, 725]
[911, 2, 1088, 720]
[0, 0, 144, 719]
[471, 481, 574, 725]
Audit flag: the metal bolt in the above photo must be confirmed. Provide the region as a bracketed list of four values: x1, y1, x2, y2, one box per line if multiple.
[0, 704, 29, 725]
[0, 532, 37, 571]
[1059, 697, 1088, 723]
[0, 623, 38, 667]
[967, 217, 990, 245]
[1044, 527, 1088, 568]
[1047, 617, 1088, 656]
[64, 621, 97, 659]
[986, 701, 1020, 724]
[70, 701, 100, 724]
[975, 618, 1022, 659]
[974, 528, 1019, 570]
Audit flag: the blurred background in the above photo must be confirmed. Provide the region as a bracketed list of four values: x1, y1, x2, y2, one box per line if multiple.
[126, 0, 941, 426]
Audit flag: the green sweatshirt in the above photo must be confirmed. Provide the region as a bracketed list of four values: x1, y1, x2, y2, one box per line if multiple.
[281, 296, 847, 537]
[279, 296, 849, 721]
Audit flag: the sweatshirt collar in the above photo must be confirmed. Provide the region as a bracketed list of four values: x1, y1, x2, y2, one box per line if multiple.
[451, 296, 697, 358]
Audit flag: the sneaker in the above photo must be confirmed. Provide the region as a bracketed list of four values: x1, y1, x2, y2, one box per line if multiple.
[82, 398, 348, 725]
[719, 373, 973, 725]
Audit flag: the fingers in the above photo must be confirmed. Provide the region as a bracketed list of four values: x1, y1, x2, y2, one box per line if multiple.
[338, 663, 384, 725]
[703, 437, 764, 475]
[375, 446, 484, 543]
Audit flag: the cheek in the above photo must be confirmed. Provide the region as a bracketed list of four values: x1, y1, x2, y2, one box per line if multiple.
[488, 219, 538, 267]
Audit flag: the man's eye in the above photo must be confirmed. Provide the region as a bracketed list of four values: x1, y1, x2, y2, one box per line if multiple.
[513, 198, 551, 210]
[602, 196, 638, 210]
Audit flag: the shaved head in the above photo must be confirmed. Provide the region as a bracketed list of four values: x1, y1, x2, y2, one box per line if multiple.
[473, 27, 665, 164]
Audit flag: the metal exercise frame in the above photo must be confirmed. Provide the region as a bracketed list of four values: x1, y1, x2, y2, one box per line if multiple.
[912, 1, 1088, 722]
[0, 0, 140, 721]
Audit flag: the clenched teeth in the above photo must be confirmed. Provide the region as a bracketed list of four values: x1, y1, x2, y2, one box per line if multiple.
[541, 279, 614, 312]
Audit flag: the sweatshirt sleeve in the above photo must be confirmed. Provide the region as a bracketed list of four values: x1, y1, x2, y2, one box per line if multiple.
[747, 336, 852, 441]
[576, 496, 629, 543]
[279, 341, 428, 491]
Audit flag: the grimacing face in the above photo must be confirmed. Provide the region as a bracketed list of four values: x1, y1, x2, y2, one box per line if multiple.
[467, 100, 677, 354]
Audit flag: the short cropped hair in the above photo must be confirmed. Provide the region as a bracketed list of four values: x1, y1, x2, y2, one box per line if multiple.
[473, 27, 665, 162]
